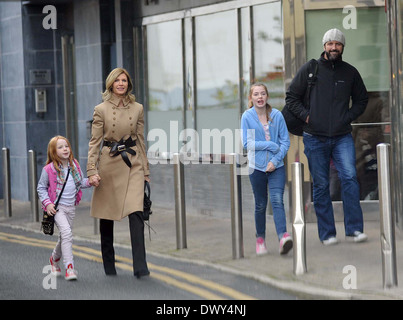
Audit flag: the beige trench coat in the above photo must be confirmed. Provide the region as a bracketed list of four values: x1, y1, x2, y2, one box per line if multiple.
[87, 95, 150, 221]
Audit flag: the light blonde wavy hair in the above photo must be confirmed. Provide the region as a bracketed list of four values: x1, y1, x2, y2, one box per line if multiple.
[101, 68, 136, 103]
[248, 82, 272, 122]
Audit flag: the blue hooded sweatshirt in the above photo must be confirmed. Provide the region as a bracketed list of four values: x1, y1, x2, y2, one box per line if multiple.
[241, 106, 290, 172]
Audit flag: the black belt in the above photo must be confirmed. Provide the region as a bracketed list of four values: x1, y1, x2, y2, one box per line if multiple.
[103, 137, 136, 168]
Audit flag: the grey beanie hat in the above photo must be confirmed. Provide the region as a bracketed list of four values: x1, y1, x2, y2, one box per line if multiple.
[322, 28, 345, 46]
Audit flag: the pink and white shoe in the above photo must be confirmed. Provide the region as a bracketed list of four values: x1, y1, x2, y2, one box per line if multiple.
[49, 256, 62, 277]
[279, 232, 293, 255]
[256, 237, 268, 255]
[65, 264, 77, 281]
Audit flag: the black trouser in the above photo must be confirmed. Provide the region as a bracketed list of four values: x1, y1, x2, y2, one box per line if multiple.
[100, 211, 149, 277]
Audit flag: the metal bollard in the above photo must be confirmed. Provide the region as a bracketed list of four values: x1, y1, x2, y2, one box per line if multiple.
[229, 153, 243, 259]
[377, 143, 398, 288]
[173, 153, 187, 249]
[2, 148, 12, 218]
[28, 150, 39, 222]
[291, 162, 307, 275]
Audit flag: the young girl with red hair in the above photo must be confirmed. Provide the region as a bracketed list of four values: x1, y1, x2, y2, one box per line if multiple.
[37, 135, 92, 280]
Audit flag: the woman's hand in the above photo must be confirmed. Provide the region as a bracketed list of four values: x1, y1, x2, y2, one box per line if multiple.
[89, 174, 101, 187]
[265, 162, 276, 173]
[145, 175, 150, 183]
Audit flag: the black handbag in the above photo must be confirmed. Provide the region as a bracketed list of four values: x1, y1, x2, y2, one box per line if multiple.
[282, 59, 318, 136]
[143, 180, 152, 221]
[41, 168, 70, 235]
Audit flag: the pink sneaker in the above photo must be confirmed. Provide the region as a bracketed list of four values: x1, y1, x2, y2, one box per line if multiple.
[49, 256, 61, 277]
[256, 237, 268, 255]
[65, 264, 77, 281]
[279, 232, 293, 255]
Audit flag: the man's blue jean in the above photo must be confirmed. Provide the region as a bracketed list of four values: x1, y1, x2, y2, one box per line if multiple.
[249, 166, 287, 240]
[303, 132, 364, 241]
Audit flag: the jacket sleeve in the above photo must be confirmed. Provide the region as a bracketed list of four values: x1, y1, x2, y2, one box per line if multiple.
[74, 159, 91, 189]
[87, 106, 104, 177]
[136, 104, 150, 176]
[241, 112, 280, 153]
[80, 177, 91, 188]
[348, 69, 368, 122]
[285, 62, 310, 122]
[37, 168, 52, 208]
[269, 113, 291, 168]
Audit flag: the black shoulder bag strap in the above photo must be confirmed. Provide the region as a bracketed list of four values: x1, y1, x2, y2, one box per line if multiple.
[54, 168, 70, 209]
[305, 59, 319, 109]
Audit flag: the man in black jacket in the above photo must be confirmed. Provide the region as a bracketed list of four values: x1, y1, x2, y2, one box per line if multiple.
[286, 28, 368, 245]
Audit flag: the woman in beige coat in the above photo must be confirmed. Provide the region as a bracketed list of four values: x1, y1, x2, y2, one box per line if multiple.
[87, 68, 150, 277]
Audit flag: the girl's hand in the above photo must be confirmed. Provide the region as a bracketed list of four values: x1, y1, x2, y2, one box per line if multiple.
[265, 162, 276, 173]
[46, 203, 57, 216]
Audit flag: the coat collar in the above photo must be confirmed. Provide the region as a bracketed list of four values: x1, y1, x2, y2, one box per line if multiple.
[108, 94, 131, 108]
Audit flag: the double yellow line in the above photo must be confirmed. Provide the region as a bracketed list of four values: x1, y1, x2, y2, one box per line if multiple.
[0, 231, 256, 300]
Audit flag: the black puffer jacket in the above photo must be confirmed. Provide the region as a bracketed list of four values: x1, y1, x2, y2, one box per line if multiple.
[285, 52, 368, 137]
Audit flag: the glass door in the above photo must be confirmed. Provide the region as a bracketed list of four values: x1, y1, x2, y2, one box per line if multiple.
[305, 6, 391, 202]
[145, 19, 184, 158]
[283, 0, 390, 218]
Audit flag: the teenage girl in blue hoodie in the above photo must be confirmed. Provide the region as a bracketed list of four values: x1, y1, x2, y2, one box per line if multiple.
[241, 83, 292, 255]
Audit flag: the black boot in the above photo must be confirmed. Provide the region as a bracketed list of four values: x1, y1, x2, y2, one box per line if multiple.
[100, 219, 117, 275]
[129, 212, 150, 278]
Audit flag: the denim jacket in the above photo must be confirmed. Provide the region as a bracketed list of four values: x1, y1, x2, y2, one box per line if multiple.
[241, 107, 290, 172]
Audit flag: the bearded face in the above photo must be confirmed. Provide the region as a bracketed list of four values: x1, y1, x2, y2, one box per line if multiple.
[324, 41, 344, 61]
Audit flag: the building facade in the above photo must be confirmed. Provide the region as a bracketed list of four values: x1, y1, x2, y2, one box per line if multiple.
[0, 0, 401, 225]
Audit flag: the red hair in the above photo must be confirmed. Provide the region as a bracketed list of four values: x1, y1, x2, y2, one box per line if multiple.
[46, 135, 76, 177]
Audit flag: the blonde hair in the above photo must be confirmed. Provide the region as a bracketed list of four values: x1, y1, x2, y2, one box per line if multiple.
[248, 82, 272, 122]
[46, 135, 77, 178]
[101, 68, 136, 103]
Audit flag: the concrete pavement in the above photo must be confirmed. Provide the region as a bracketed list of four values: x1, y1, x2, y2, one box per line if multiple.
[1, 199, 403, 300]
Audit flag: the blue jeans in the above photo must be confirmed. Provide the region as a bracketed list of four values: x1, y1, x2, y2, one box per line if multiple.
[249, 166, 287, 240]
[303, 132, 364, 241]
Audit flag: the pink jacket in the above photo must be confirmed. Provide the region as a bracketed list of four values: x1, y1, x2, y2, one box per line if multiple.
[37, 159, 88, 210]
